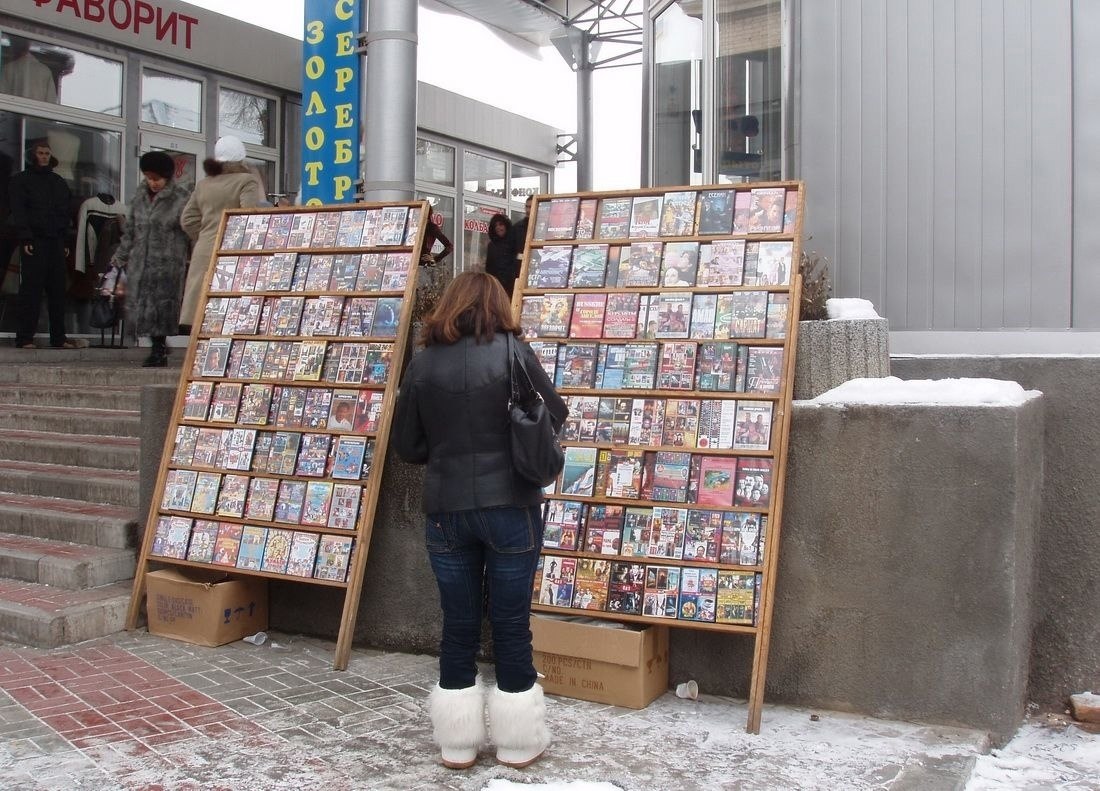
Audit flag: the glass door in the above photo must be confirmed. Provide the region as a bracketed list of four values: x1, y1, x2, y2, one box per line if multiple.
[138, 131, 205, 194]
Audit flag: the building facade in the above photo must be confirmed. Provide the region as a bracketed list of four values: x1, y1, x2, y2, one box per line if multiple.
[0, 0, 557, 337]
[642, 0, 1097, 351]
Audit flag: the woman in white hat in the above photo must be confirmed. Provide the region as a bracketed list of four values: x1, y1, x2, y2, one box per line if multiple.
[178, 135, 263, 332]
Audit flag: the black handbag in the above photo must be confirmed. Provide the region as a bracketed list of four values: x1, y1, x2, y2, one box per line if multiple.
[90, 267, 122, 329]
[507, 333, 565, 486]
[89, 293, 119, 329]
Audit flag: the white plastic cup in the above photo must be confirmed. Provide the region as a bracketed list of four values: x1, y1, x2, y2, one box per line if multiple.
[675, 680, 699, 700]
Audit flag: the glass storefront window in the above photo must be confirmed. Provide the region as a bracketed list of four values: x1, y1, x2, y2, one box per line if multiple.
[416, 138, 455, 187]
[17, 116, 122, 200]
[653, 1, 703, 187]
[462, 201, 501, 273]
[418, 191, 455, 265]
[510, 164, 546, 204]
[463, 151, 506, 199]
[714, 0, 782, 182]
[219, 87, 275, 147]
[246, 157, 276, 201]
[0, 113, 121, 334]
[141, 70, 202, 133]
[0, 33, 122, 116]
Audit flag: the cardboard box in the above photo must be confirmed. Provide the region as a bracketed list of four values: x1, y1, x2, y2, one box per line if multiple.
[145, 567, 268, 647]
[531, 615, 669, 709]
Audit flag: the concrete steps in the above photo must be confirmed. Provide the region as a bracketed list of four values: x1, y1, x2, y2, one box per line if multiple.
[0, 532, 136, 589]
[0, 404, 140, 436]
[0, 383, 143, 410]
[0, 427, 140, 469]
[0, 578, 132, 648]
[0, 362, 181, 386]
[0, 357, 164, 647]
[0, 460, 139, 507]
[0, 493, 137, 549]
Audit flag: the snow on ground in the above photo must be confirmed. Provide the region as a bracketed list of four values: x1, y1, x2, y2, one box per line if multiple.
[964, 718, 1100, 790]
[485, 783, 623, 791]
[472, 704, 1100, 791]
[809, 376, 1040, 406]
[476, 697, 988, 791]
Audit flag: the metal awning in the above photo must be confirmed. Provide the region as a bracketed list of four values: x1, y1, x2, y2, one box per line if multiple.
[430, 0, 566, 43]
[431, 0, 642, 58]
[429, 0, 644, 188]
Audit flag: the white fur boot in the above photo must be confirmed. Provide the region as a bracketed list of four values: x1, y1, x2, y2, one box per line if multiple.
[487, 683, 550, 768]
[428, 681, 486, 769]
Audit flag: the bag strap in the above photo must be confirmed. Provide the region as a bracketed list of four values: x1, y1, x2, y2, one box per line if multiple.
[506, 332, 539, 404]
[506, 331, 515, 383]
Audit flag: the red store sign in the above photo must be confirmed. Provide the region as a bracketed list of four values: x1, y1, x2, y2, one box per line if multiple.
[33, 0, 198, 49]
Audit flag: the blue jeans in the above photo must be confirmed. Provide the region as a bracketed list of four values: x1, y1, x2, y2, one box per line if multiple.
[426, 504, 544, 693]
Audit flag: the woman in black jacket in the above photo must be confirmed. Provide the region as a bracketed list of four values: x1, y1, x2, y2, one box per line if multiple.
[394, 272, 566, 771]
[484, 213, 517, 296]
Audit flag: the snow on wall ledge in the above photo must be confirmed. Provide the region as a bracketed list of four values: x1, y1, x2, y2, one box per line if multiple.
[805, 376, 1042, 407]
[826, 297, 881, 320]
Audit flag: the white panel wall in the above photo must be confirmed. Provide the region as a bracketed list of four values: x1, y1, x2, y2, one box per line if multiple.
[1073, 0, 1100, 328]
[798, 0, 1073, 330]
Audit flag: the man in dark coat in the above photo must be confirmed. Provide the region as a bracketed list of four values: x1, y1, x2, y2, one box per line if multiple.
[8, 140, 75, 348]
[484, 213, 517, 296]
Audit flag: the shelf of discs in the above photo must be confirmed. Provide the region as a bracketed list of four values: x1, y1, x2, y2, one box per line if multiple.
[126, 201, 431, 670]
[515, 183, 804, 732]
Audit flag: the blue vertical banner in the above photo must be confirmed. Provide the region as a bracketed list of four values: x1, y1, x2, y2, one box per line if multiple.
[301, 0, 361, 205]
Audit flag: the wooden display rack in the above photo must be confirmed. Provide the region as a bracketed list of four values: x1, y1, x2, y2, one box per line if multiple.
[126, 201, 431, 670]
[514, 183, 804, 732]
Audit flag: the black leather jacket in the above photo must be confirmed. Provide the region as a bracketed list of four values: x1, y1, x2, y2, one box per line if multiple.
[394, 332, 567, 514]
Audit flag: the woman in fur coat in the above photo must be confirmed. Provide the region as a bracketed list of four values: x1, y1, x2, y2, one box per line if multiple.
[179, 135, 262, 331]
[111, 151, 190, 367]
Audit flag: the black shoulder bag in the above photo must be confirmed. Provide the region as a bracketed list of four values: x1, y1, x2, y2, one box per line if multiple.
[507, 333, 565, 486]
[90, 269, 121, 329]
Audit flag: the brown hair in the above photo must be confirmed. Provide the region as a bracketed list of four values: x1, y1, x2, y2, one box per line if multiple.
[420, 271, 520, 346]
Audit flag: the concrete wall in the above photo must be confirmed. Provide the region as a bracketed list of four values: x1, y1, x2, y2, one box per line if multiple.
[140, 355, 1100, 735]
[139, 385, 177, 531]
[673, 398, 1042, 738]
[891, 355, 1100, 709]
[137, 387, 449, 654]
[258, 397, 1045, 737]
[269, 453, 443, 656]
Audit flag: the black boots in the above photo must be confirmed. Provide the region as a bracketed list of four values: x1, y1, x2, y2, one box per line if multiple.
[142, 349, 167, 367]
[142, 337, 168, 367]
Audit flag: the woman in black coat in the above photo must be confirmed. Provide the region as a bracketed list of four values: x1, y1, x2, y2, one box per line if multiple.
[484, 213, 517, 296]
[394, 271, 566, 770]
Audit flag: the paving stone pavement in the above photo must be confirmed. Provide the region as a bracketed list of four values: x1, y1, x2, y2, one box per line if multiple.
[0, 629, 1084, 791]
